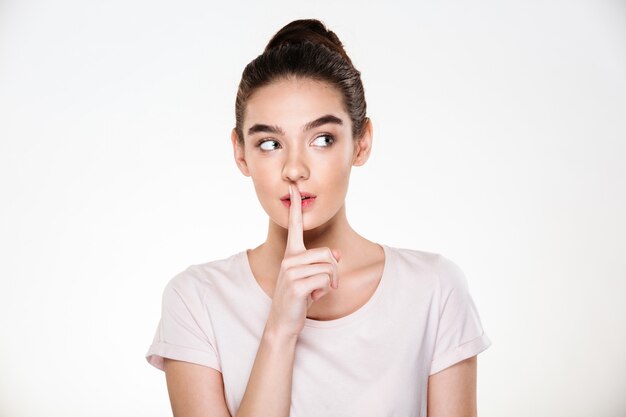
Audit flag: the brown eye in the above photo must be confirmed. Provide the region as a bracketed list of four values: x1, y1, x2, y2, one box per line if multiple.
[311, 135, 334, 147]
[258, 139, 280, 151]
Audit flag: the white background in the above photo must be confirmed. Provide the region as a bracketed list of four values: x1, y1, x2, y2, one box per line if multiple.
[1, 0, 625, 416]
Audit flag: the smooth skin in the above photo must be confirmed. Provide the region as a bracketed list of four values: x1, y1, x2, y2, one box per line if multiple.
[163, 77, 478, 417]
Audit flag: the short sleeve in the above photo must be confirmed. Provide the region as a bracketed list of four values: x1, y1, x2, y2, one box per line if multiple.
[145, 270, 222, 372]
[429, 256, 491, 375]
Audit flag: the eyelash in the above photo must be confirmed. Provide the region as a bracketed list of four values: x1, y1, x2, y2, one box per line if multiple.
[255, 134, 335, 151]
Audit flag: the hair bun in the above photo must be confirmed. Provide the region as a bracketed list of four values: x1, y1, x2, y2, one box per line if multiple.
[265, 19, 353, 65]
[235, 18, 367, 142]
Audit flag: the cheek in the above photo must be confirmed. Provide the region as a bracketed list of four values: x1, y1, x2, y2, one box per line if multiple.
[247, 162, 278, 198]
[250, 171, 271, 192]
[319, 147, 353, 185]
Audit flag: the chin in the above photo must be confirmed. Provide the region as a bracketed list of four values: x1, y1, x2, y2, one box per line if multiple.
[263, 210, 322, 231]
[295, 210, 340, 232]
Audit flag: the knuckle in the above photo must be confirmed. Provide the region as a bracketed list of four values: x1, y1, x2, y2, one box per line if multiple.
[284, 267, 297, 280]
[314, 273, 331, 287]
[281, 257, 298, 271]
[292, 281, 308, 297]
[323, 247, 333, 259]
[326, 248, 338, 265]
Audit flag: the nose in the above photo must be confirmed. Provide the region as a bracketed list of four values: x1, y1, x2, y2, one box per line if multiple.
[281, 148, 310, 183]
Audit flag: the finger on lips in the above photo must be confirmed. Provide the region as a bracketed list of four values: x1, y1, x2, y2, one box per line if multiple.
[285, 184, 340, 292]
[286, 184, 305, 255]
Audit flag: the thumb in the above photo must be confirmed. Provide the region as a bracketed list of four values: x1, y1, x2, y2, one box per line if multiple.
[332, 249, 341, 263]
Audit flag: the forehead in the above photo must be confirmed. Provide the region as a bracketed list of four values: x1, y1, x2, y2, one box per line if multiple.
[244, 78, 348, 129]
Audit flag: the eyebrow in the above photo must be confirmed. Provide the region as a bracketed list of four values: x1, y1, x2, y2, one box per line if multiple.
[247, 114, 344, 137]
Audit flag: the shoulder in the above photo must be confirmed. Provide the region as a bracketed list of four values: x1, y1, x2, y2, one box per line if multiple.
[384, 244, 469, 292]
[163, 251, 246, 301]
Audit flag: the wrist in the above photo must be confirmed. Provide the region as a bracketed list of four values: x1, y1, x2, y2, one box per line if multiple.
[262, 325, 299, 346]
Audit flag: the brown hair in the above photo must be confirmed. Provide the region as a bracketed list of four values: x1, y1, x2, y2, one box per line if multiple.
[234, 19, 367, 144]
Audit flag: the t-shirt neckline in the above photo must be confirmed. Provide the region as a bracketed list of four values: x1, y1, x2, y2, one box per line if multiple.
[240, 244, 392, 329]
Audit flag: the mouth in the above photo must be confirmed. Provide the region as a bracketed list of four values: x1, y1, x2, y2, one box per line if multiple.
[280, 192, 317, 208]
[280, 191, 316, 201]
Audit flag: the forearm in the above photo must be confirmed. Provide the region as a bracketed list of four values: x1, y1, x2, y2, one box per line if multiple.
[235, 326, 298, 417]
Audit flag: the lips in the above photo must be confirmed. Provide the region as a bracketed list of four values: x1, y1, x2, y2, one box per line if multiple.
[280, 191, 317, 202]
[280, 191, 317, 208]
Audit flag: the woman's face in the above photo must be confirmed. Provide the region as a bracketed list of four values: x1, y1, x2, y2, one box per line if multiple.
[232, 77, 371, 231]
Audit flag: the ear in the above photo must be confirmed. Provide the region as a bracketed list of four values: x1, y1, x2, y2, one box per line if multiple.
[352, 117, 373, 167]
[232, 128, 250, 177]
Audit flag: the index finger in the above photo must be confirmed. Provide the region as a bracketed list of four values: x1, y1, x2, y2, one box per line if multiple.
[286, 184, 306, 255]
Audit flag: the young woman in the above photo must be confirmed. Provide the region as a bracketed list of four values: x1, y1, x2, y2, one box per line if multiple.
[146, 18, 491, 417]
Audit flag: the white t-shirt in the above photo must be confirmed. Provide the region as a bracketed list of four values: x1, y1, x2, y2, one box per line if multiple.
[146, 244, 491, 416]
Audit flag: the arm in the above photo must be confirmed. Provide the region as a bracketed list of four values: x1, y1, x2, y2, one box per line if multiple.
[164, 359, 232, 417]
[427, 355, 478, 417]
[163, 328, 298, 417]
[235, 327, 298, 417]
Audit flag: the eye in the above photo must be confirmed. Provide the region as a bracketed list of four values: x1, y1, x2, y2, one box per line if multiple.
[257, 139, 281, 151]
[311, 134, 335, 147]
